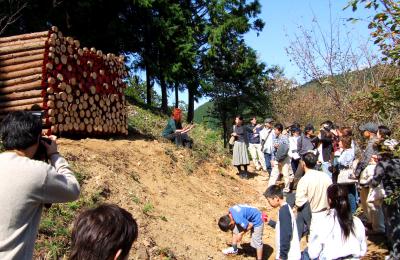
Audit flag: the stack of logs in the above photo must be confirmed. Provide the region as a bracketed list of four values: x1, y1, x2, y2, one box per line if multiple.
[0, 26, 128, 135]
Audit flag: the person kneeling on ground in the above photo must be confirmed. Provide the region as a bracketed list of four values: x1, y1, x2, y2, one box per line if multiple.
[70, 204, 138, 260]
[264, 185, 301, 260]
[162, 108, 194, 148]
[0, 111, 80, 259]
[218, 204, 265, 259]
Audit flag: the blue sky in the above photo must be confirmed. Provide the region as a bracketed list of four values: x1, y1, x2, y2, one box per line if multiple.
[157, 0, 377, 108]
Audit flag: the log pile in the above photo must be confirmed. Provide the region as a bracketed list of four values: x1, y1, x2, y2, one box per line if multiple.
[0, 26, 128, 135]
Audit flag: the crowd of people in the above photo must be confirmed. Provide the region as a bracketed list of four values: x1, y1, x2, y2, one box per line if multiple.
[0, 112, 138, 260]
[221, 116, 400, 259]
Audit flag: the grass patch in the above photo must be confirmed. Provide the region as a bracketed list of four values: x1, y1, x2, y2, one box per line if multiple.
[143, 202, 154, 215]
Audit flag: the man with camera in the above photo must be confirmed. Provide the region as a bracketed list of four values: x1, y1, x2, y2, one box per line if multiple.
[0, 111, 80, 259]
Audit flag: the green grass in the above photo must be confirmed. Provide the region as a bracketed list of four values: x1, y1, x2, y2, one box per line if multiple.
[143, 202, 154, 215]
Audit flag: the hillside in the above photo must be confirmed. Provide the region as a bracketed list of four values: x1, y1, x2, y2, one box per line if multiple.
[30, 105, 388, 259]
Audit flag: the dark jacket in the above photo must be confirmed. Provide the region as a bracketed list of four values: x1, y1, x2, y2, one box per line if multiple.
[318, 130, 333, 162]
[297, 134, 316, 157]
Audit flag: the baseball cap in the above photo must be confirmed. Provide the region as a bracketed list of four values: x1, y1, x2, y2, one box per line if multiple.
[359, 122, 378, 133]
[264, 118, 274, 124]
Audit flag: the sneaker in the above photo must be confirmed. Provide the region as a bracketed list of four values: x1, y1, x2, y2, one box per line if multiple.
[222, 247, 238, 255]
[239, 173, 249, 179]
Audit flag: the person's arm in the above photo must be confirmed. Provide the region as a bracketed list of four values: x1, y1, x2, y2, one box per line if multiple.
[278, 206, 293, 260]
[370, 162, 385, 188]
[354, 140, 376, 178]
[38, 138, 80, 203]
[295, 178, 307, 208]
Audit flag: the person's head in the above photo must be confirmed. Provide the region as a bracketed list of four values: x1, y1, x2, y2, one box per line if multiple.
[274, 123, 284, 136]
[359, 122, 378, 138]
[263, 185, 283, 208]
[377, 125, 391, 140]
[339, 136, 352, 150]
[321, 120, 333, 131]
[339, 127, 353, 137]
[0, 111, 42, 156]
[302, 152, 318, 170]
[70, 204, 138, 260]
[250, 117, 257, 125]
[172, 108, 182, 122]
[264, 118, 274, 129]
[292, 127, 301, 137]
[235, 116, 244, 126]
[327, 184, 354, 239]
[304, 124, 315, 136]
[218, 214, 234, 232]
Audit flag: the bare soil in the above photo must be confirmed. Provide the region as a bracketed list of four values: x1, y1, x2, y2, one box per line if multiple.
[57, 136, 388, 259]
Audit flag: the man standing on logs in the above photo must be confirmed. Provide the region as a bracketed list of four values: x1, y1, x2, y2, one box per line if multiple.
[0, 111, 80, 259]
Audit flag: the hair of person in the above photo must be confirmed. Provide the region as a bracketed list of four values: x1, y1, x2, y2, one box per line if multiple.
[303, 152, 318, 168]
[340, 136, 352, 149]
[263, 185, 283, 199]
[0, 111, 42, 150]
[274, 123, 284, 132]
[321, 120, 333, 128]
[70, 204, 138, 260]
[340, 127, 353, 137]
[236, 115, 243, 121]
[218, 214, 232, 232]
[327, 184, 354, 239]
[378, 125, 391, 139]
[172, 108, 182, 121]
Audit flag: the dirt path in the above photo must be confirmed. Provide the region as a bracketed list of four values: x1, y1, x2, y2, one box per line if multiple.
[55, 137, 388, 259]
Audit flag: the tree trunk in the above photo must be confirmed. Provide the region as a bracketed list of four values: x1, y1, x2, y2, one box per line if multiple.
[160, 75, 168, 113]
[0, 31, 48, 43]
[187, 82, 195, 123]
[174, 83, 179, 108]
[146, 66, 152, 106]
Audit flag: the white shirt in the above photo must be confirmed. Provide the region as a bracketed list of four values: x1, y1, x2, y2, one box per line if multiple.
[260, 127, 275, 154]
[295, 169, 332, 212]
[308, 209, 367, 259]
[288, 136, 300, 160]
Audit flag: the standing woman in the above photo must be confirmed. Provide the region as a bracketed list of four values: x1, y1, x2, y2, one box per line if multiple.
[231, 116, 250, 179]
[304, 184, 367, 259]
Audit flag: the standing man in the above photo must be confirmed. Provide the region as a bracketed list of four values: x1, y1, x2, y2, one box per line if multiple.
[0, 112, 81, 259]
[260, 118, 275, 176]
[354, 122, 379, 179]
[247, 117, 266, 171]
[268, 123, 291, 193]
[295, 152, 332, 239]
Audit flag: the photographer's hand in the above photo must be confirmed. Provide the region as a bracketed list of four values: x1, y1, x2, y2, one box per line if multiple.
[41, 135, 59, 157]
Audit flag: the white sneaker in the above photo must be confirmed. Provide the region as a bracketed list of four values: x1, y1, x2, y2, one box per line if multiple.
[222, 247, 238, 255]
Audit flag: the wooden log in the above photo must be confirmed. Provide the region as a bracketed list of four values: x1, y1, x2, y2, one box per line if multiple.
[0, 31, 49, 43]
[0, 49, 44, 61]
[0, 74, 42, 87]
[0, 80, 42, 94]
[0, 53, 44, 67]
[0, 89, 42, 101]
[0, 41, 46, 55]
[0, 60, 43, 73]
[0, 97, 43, 108]
[0, 37, 48, 48]
[0, 67, 43, 81]
[0, 102, 44, 113]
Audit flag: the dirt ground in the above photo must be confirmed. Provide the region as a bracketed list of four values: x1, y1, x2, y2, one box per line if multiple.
[57, 136, 388, 259]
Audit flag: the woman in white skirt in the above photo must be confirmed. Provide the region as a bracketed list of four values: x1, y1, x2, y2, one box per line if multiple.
[231, 116, 250, 179]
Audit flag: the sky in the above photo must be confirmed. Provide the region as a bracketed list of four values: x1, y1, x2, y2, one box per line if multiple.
[158, 0, 378, 108]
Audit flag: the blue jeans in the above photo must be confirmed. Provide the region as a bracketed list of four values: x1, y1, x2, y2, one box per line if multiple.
[321, 161, 332, 179]
[345, 184, 358, 214]
[264, 152, 272, 175]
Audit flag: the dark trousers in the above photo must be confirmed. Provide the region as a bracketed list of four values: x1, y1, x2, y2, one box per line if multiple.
[296, 201, 312, 239]
[264, 152, 272, 175]
[164, 133, 192, 148]
[383, 199, 400, 258]
[291, 158, 300, 175]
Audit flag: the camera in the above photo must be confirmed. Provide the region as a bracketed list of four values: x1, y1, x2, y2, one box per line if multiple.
[33, 137, 52, 162]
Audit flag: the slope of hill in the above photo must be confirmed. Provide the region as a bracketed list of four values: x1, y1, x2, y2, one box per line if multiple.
[27, 105, 388, 259]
